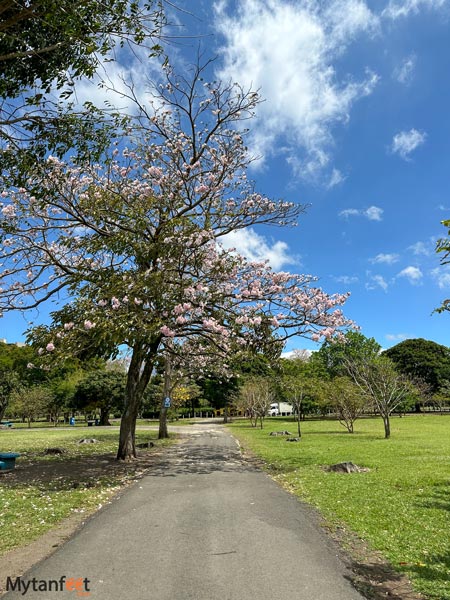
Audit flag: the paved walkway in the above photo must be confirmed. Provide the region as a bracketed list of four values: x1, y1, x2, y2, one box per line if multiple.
[3, 424, 366, 599]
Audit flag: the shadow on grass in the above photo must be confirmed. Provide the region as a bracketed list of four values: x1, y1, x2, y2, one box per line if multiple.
[0, 445, 165, 492]
[418, 482, 450, 512]
[403, 550, 450, 590]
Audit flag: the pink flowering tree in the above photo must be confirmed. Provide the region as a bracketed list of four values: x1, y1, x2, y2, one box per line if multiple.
[0, 62, 356, 459]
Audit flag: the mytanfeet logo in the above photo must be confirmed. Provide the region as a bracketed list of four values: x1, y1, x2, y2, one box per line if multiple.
[5, 576, 91, 596]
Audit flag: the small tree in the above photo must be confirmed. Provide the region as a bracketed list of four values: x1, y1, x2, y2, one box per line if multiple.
[324, 376, 367, 433]
[238, 377, 275, 429]
[8, 385, 53, 427]
[74, 370, 126, 425]
[346, 356, 415, 438]
[280, 373, 322, 438]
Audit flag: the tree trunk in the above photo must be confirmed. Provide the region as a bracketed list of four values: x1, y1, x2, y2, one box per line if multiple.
[159, 406, 168, 439]
[383, 414, 391, 439]
[296, 413, 302, 438]
[159, 355, 172, 439]
[117, 343, 158, 460]
[223, 405, 228, 424]
[0, 403, 6, 422]
[99, 406, 111, 426]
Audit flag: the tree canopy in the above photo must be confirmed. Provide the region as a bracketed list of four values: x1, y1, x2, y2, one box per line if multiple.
[0, 0, 165, 98]
[383, 338, 450, 393]
[313, 331, 381, 378]
[0, 62, 355, 459]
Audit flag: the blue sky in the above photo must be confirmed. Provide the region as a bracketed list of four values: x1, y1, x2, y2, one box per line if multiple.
[2, 0, 450, 352]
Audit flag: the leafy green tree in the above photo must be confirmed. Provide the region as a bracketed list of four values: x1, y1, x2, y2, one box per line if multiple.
[315, 331, 381, 378]
[7, 385, 53, 427]
[0, 0, 165, 98]
[48, 372, 83, 425]
[383, 338, 450, 395]
[74, 370, 126, 425]
[0, 370, 22, 421]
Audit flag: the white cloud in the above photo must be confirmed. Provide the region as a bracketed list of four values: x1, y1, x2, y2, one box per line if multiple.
[408, 240, 433, 256]
[393, 55, 416, 84]
[339, 205, 383, 221]
[431, 267, 450, 288]
[365, 206, 384, 221]
[327, 168, 346, 189]
[369, 253, 400, 264]
[383, 0, 448, 20]
[332, 275, 359, 284]
[385, 333, 411, 341]
[397, 265, 423, 284]
[366, 273, 389, 291]
[214, 0, 379, 181]
[220, 228, 297, 270]
[391, 128, 426, 160]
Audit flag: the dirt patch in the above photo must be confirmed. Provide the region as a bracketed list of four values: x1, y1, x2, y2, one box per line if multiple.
[327, 523, 425, 600]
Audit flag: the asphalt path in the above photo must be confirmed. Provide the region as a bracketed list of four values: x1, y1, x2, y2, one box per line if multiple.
[3, 424, 366, 600]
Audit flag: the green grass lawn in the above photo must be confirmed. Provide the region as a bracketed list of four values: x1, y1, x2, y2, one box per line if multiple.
[228, 415, 450, 600]
[0, 427, 174, 556]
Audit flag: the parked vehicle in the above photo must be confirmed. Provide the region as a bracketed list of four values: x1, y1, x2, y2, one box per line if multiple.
[268, 402, 293, 416]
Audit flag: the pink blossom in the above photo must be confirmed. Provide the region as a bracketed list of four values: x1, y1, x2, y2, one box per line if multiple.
[46, 342, 55, 352]
[160, 325, 175, 337]
[1, 205, 16, 218]
[84, 320, 96, 330]
[64, 322, 74, 330]
[195, 185, 209, 194]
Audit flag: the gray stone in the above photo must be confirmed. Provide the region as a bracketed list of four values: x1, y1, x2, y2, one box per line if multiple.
[327, 462, 370, 473]
[136, 441, 155, 448]
[77, 438, 99, 444]
[44, 447, 67, 455]
[269, 431, 293, 436]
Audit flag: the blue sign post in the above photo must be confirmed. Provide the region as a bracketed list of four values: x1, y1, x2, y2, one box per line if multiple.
[164, 397, 171, 408]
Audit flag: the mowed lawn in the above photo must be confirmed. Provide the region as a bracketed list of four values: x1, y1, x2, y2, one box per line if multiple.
[0, 427, 172, 556]
[228, 415, 450, 600]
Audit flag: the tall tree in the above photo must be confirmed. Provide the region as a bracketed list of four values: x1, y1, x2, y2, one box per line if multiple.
[383, 338, 450, 394]
[314, 331, 381, 378]
[1, 63, 355, 459]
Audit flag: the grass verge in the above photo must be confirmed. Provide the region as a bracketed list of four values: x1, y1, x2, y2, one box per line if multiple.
[0, 427, 175, 556]
[228, 415, 450, 600]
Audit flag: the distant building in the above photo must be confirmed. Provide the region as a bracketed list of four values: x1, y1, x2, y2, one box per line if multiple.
[0, 339, 26, 347]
